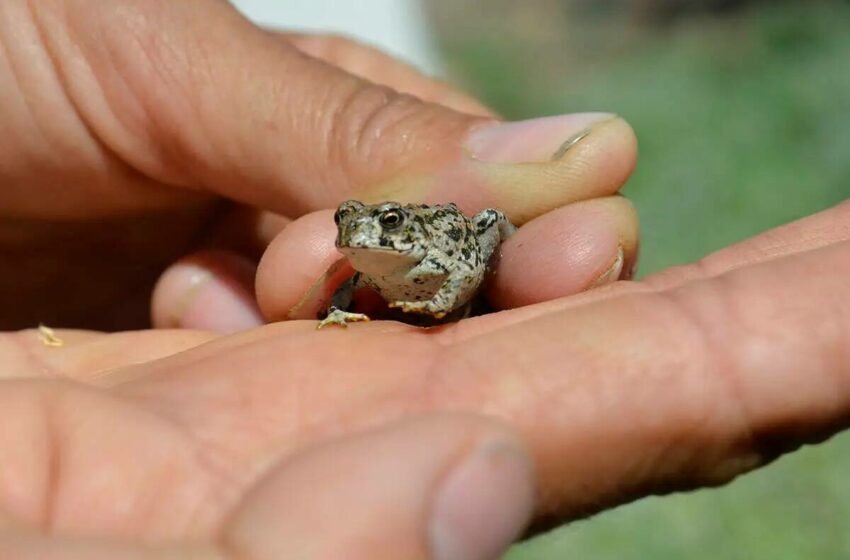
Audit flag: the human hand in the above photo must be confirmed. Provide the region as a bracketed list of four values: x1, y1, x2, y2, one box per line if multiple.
[0, 0, 637, 331]
[3, 202, 848, 553]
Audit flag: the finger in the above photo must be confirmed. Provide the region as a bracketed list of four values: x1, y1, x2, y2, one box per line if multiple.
[225, 414, 534, 560]
[438, 241, 850, 520]
[280, 32, 494, 116]
[255, 209, 352, 321]
[0, 329, 217, 382]
[447, 200, 850, 339]
[50, 1, 636, 219]
[151, 250, 263, 332]
[0, 320, 331, 385]
[489, 196, 638, 309]
[145, 206, 289, 332]
[643, 199, 850, 290]
[255, 196, 639, 321]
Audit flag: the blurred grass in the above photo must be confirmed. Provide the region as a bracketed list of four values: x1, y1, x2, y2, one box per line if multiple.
[430, 0, 850, 558]
[434, 0, 849, 273]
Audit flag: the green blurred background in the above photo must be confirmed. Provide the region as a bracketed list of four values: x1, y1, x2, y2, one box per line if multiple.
[428, 0, 849, 558]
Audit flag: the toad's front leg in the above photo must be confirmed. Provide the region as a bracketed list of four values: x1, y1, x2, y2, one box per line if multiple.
[388, 256, 479, 319]
[317, 273, 371, 329]
[473, 208, 516, 262]
[388, 286, 455, 318]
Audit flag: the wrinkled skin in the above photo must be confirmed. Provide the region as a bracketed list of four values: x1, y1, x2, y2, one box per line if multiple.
[1, 0, 849, 558]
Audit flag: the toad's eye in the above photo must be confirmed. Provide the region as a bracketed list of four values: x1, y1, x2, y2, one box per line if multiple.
[379, 210, 404, 229]
[333, 210, 342, 225]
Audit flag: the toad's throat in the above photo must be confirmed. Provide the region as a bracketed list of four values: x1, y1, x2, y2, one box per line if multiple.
[338, 246, 424, 276]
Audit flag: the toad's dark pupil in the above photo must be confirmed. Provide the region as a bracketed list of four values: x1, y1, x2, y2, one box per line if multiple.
[333, 211, 341, 225]
[380, 211, 402, 228]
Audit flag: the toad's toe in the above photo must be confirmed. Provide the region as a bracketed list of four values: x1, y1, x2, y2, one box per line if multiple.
[317, 309, 371, 330]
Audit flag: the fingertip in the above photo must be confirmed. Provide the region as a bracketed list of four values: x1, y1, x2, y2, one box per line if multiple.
[359, 115, 639, 226]
[152, 251, 263, 333]
[480, 116, 639, 225]
[489, 196, 639, 309]
[256, 210, 344, 321]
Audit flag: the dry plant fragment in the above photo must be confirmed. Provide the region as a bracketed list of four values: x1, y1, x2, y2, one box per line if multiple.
[37, 324, 64, 348]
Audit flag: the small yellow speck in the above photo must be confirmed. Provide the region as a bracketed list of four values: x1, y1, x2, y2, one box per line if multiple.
[37, 324, 64, 348]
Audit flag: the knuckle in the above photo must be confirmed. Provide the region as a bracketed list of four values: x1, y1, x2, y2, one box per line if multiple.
[320, 79, 477, 187]
[324, 81, 423, 180]
[653, 286, 764, 485]
[27, 0, 204, 183]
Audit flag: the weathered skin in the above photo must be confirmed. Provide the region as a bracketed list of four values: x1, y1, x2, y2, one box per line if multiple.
[318, 200, 516, 328]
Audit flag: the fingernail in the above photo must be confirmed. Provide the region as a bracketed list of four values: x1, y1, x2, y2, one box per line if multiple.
[591, 245, 625, 288]
[157, 256, 264, 332]
[623, 242, 639, 280]
[466, 112, 616, 164]
[430, 438, 535, 560]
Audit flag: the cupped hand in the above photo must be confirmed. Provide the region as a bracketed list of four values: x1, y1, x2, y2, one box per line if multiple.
[0, 0, 637, 331]
[2, 202, 848, 556]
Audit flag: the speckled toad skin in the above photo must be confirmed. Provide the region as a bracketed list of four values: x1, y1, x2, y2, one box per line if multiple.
[318, 200, 516, 328]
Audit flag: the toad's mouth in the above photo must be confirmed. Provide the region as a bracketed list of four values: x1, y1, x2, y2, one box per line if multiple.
[337, 244, 398, 252]
[337, 243, 424, 257]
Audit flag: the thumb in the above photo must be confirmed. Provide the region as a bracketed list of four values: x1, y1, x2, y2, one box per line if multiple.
[57, 0, 635, 221]
[224, 414, 536, 560]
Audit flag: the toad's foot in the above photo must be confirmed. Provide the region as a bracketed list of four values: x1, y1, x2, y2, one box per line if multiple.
[317, 308, 371, 329]
[388, 300, 448, 319]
